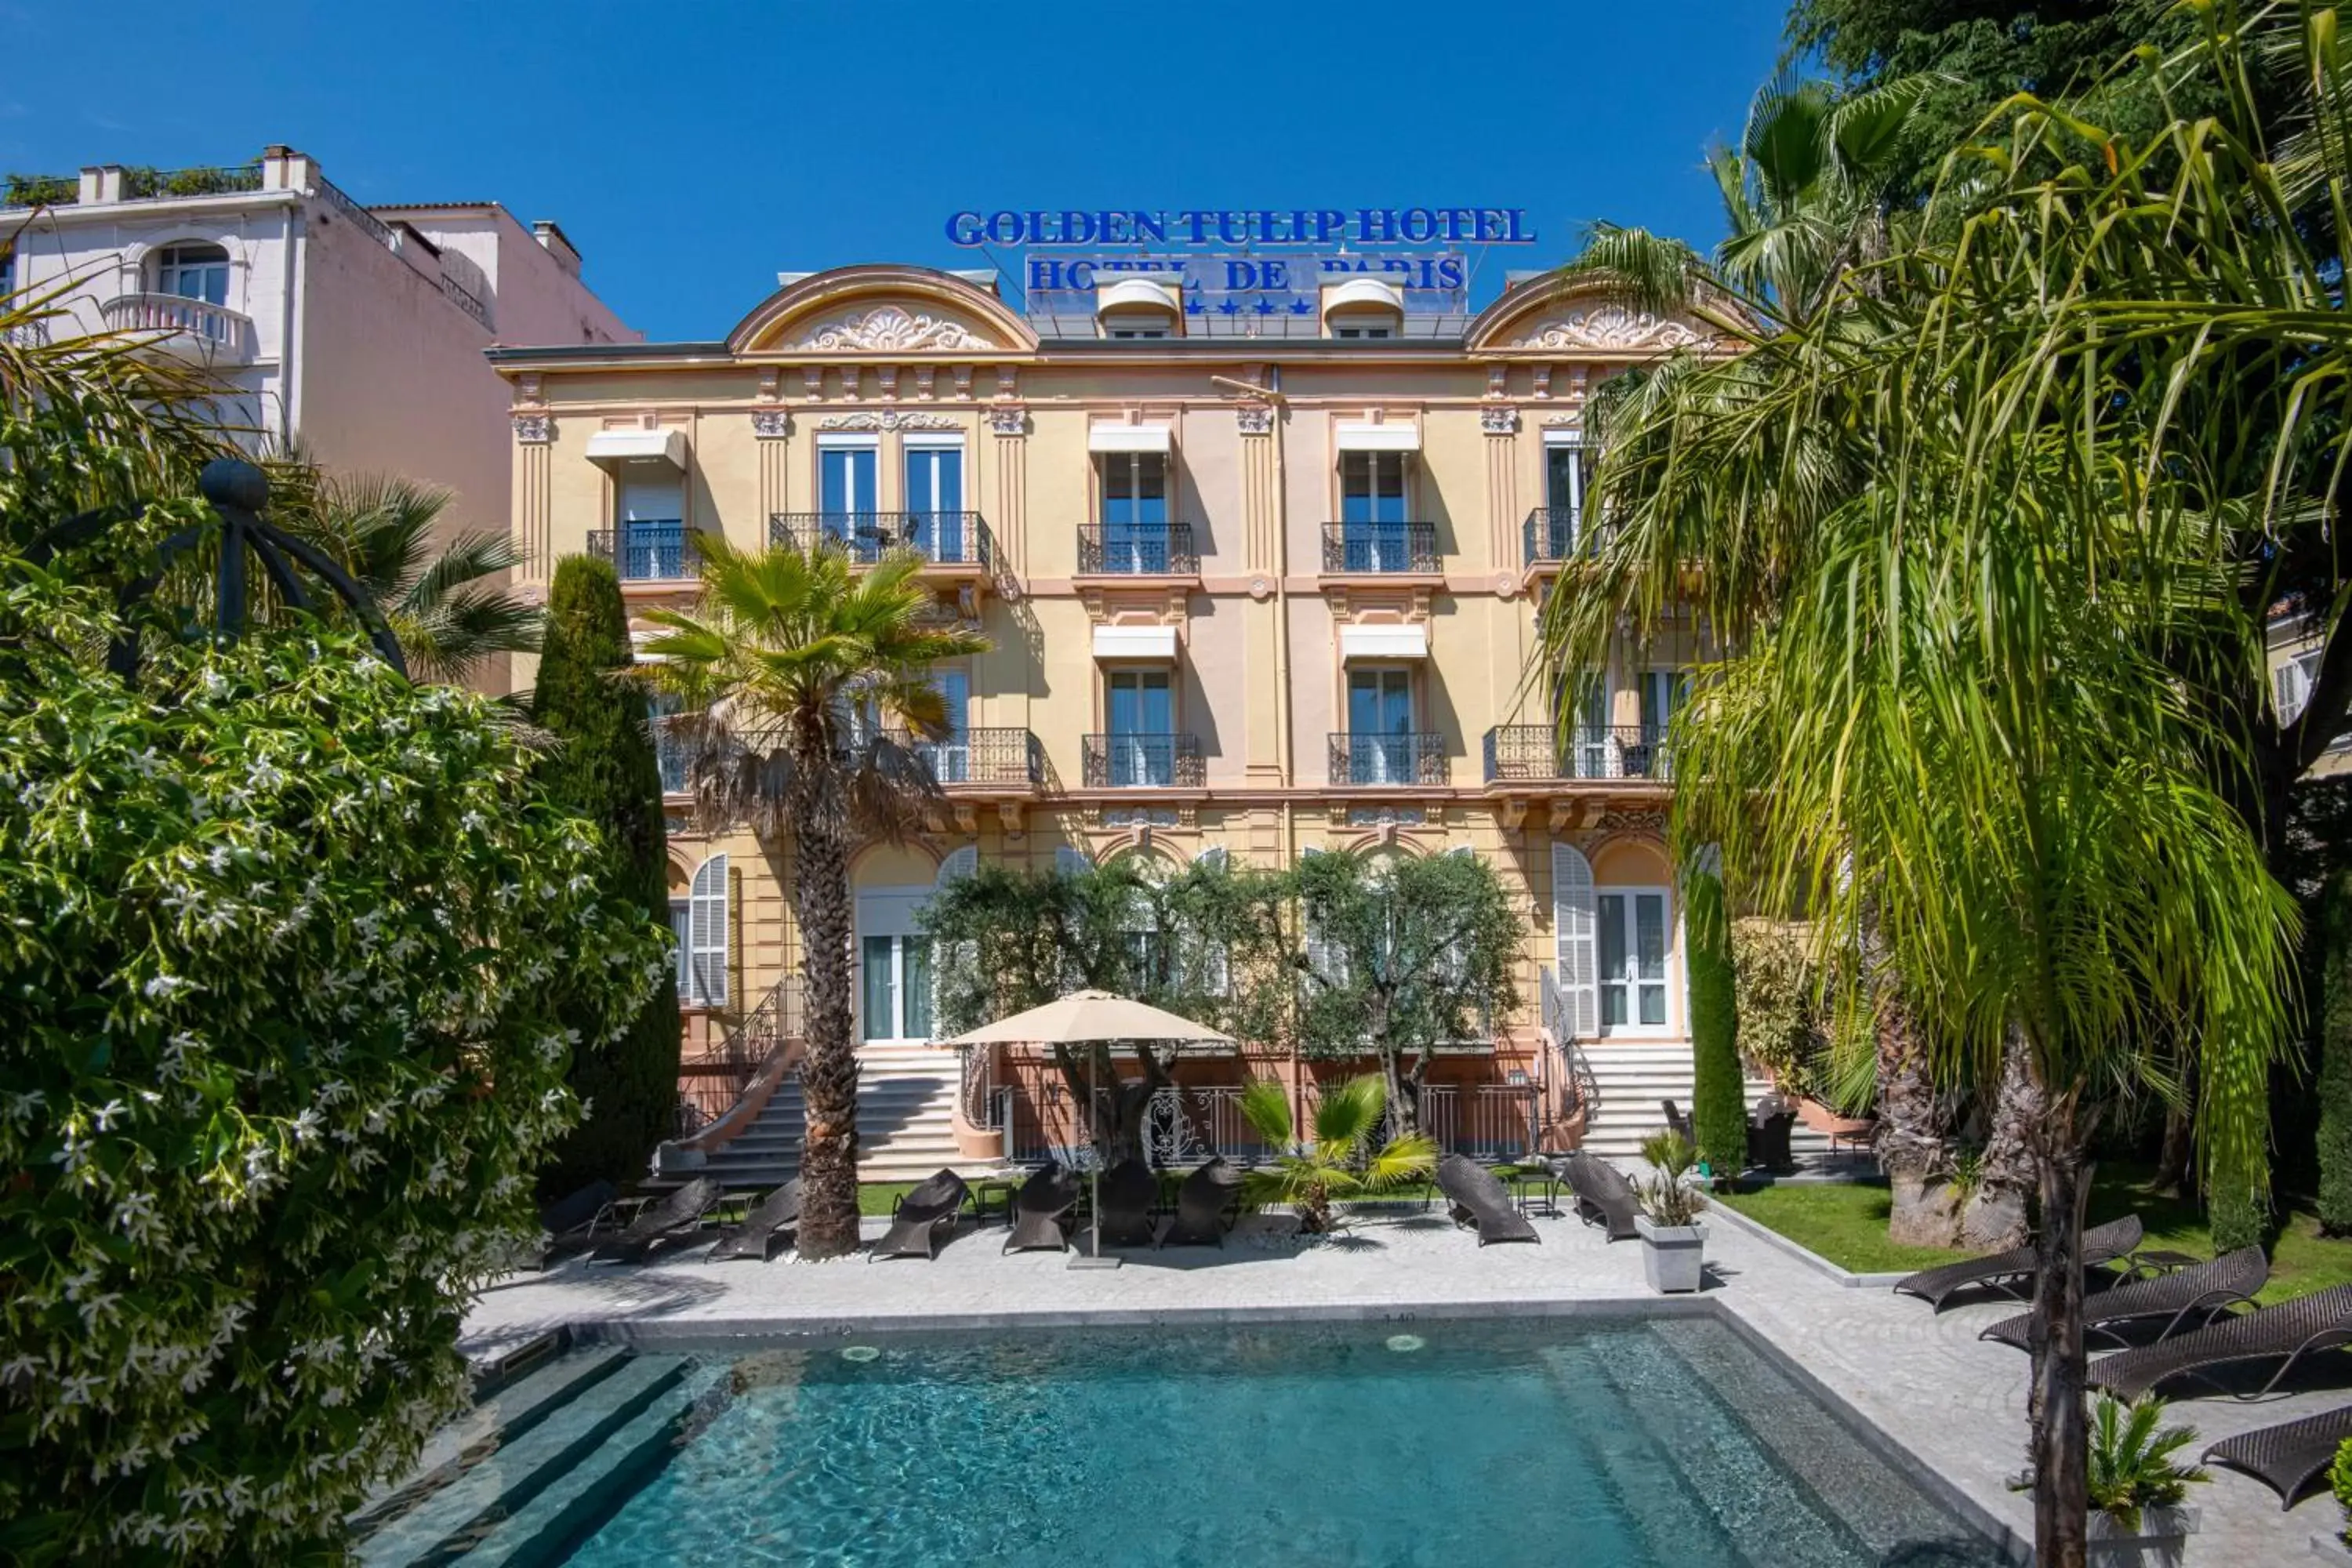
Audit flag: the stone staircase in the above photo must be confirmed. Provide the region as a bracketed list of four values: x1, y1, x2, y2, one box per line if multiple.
[1571, 1038, 1837, 1166]
[696, 1043, 970, 1188]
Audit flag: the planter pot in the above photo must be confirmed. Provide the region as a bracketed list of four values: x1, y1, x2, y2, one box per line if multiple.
[2086, 1505, 2198, 1568]
[1634, 1216, 1707, 1293]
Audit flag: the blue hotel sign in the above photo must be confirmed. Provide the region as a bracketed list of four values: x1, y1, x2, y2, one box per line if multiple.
[946, 207, 1536, 322]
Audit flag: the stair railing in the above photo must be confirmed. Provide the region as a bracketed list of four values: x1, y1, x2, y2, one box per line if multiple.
[653, 975, 804, 1177]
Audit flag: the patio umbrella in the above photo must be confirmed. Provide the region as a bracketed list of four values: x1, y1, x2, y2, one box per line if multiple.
[937, 990, 1232, 1266]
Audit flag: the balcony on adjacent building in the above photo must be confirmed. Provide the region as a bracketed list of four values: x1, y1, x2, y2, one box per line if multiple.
[588, 520, 703, 582]
[1483, 724, 1674, 784]
[1322, 521, 1439, 575]
[1330, 731, 1449, 786]
[769, 510, 993, 571]
[1076, 521, 1199, 575]
[100, 292, 256, 365]
[1082, 732, 1204, 789]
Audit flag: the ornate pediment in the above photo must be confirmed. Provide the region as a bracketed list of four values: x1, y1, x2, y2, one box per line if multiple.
[813, 410, 960, 432]
[796, 304, 994, 352]
[1510, 306, 1700, 353]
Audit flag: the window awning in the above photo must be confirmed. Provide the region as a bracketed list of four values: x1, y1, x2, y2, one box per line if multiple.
[1339, 623, 1429, 661]
[586, 428, 688, 469]
[1088, 422, 1173, 455]
[1093, 625, 1178, 660]
[1334, 420, 1419, 453]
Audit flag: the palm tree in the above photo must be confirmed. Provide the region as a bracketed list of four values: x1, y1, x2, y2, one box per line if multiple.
[1236, 1075, 1436, 1234]
[268, 463, 541, 684]
[640, 536, 987, 1258]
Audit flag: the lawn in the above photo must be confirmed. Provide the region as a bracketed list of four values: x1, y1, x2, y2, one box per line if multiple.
[1716, 1162, 2352, 1304]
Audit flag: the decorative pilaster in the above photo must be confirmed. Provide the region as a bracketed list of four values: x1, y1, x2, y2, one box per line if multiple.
[511, 405, 552, 583]
[1483, 405, 1520, 578]
[1238, 399, 1285, 784]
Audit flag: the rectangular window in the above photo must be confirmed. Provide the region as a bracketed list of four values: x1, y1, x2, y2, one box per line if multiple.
[1596, 889, 1671, 1033]
[1339, 452, 1410, 570]
[1101, 452, 1170, 572]
[860, 933, 933, 1042]
[1346, 668, 1414, 784]
[861, 935, 896, 1042]
[819, 439, 880, 555]
[1106, 668, 1173, 786]
[927, 669, 970, 784]
[616, 460, 686, 579]
[1544, 440, 1587, 554]
[903, 440, 964, 561]
[1563, 671, 1610, 778]
[649, 691, 687, 794]
[670, 899, 691, 997]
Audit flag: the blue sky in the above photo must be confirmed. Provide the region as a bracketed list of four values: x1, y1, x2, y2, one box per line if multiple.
[1, 2, 1795, 342]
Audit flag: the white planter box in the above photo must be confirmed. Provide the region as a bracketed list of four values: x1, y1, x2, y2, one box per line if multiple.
[2087, 1504, 2198, 1568]
[1635, 1216, 1707, 1293]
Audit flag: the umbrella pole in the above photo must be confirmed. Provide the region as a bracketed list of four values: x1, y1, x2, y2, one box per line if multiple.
[1069, 1043, 1120, 1270]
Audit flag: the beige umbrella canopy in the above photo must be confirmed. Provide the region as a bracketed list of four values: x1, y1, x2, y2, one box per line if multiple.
[938, 990, 1229, 1267]
[935, 989, 1232, 1049]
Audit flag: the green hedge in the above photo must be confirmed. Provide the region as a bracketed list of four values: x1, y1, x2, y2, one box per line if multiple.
[1686, 867, 1747, 1178]
[2322, 871, 2352, 1234]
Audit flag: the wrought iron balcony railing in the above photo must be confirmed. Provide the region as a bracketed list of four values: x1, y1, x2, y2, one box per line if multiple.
[1322, 521, 1439, 574]
[768, 510, 993, 568]
[1483, 724, 1674, 782]
[588, 521, 703, 581]
[1082, 732, 1204, 789]
[1523, 507, 1621, 566]
[1329, 731, 1449, 786]
[895, 727, 1041, 789]
[655, 724, 691, 795]
[1077, 521, 1199, 575]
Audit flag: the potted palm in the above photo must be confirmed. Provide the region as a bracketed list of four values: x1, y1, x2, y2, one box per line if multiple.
[1236, 1076, 1436, 1234]
[1633, 1130, 1708, 1292]
[2085, 1395, 2205, 1566]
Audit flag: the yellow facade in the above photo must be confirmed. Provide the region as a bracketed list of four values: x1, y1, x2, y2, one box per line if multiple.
[492, 264, 1711, 1156]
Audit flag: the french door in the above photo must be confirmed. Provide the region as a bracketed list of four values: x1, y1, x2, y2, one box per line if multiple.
[904, 441, 964, 561]
[1340, 451, 1410, 570]
[1102, 452, 1170, 572]
[861, 935, 932, 1042]
[1544, 441, 1586, 554]
[1107, 668, 1173, 786]
[929, 670, 969, 784]
[1595, 888, 1670, 1033]
[1347, 668, 1414, 783]
[819, 441, 880, 555]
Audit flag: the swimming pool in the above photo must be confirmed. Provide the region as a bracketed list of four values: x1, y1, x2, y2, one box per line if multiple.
[549, 1314, 2004, 1567]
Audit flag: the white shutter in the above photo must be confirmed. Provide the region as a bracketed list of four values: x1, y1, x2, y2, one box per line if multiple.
[2280, 653, 2318, 723]
[936, 845, 978, 885]
[1193, 845, 1229, 871]
[688, 852, 728, 1007]
[1552, 842, 1598, 1040]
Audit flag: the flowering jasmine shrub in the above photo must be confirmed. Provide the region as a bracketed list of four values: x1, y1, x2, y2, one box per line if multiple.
[0, 575, 667, 1562]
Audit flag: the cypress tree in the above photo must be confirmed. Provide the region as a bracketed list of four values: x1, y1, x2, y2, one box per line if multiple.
[1686, 865, 1748, 1179]
[532, 556, 682, 1195]
[2320, 870, 2352, 1233]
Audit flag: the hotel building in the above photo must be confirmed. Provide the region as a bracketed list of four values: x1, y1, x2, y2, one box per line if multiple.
[488, 255, 1763, 1181]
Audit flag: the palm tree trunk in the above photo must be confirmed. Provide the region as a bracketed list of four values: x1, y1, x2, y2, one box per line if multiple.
[1875, 989, 1956, 1247]
[793, 816, 861, 1258]
[1963, 1034, 2041, 1250]
[2028, 1096, 2091, 1568]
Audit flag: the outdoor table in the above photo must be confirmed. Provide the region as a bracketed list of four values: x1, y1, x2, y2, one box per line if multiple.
[2129, 1249, 2201, 1279]
[969, 1175, 1021, 1226]
[1503, 1165, 1560, 1218]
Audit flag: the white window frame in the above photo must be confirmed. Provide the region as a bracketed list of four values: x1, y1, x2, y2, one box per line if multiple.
[1595, 884, 1674, 1037]
[817, 434, 881, 516]
[1551, 844, 1599, 1040]
[156, 241, 230, 306]
[684, 853, 728, 1007]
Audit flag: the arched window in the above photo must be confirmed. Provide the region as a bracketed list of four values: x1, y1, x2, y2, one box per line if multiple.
[155, 241, 230, 307]
[1551, 844, 1598, 1040]
[683, 853, 728, 1007]
[1054, 845, 1092, 877]
[935, 845, 978, 886]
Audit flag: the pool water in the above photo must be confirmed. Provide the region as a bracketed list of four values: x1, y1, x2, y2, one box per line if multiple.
[559, 1316, 2002, 1567]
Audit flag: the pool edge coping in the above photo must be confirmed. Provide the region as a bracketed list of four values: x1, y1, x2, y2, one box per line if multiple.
[1702, 1200, 1915, 1289]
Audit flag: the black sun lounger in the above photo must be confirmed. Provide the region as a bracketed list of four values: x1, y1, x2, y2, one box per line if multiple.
[2203, 1403, 2352, 1505]
[870, 1169, 971, 1261]
[1091, 1157, 1160, 1248]
[1661, 1099, 1695, 1146]
[2089, 1283, 2352, 1401]
[1891, 1214, 2143, 1310]
[1436, 1153, 1541, 1246]
[1003, 1163, 1080, 1254]
[528, 1178, 618, 1266]
[1561, 1151, 1639, 1241]
[589, 1178, 720, 1264]
[1157, 1157, 1243, 1248]
[708, 1178, 804, 1261]
[1980, 1246, 2267, 1352]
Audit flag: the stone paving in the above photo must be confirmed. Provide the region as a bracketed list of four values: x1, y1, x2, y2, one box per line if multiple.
[465, 1198, 2348, 1565]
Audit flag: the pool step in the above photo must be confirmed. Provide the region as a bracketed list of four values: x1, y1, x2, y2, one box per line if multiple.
[454, 1365, 724, 1567]
[1535, 1341, 1747, 1566]
[351, 1348, 628, 1531]
[355, 1355, 690, 1568]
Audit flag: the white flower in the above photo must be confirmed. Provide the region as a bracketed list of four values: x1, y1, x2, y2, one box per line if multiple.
[90, 1098, 127, 1132]
[141, 973, 191, 1000]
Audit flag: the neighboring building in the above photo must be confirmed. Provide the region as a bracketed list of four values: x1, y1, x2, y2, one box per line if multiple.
[2, 147, 636, 687]
[2267, 605, 2352, 779]
[490, 258, 1741, 1178]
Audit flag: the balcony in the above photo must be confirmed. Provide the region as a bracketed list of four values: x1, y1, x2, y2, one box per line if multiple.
[588, 521, 703, 582]
[1322, 521, 1439, 575]
[1329, 731, 1449, 787]
[1483, 724, 1674, 784]
[1082, 732, 1204, 789]
[656, 725, 691, 796]
[768, 511, 993, 570]
[1077, 521, 1199, 575]
[100, 292, 255, 365]
[900, 728, 1042, 792]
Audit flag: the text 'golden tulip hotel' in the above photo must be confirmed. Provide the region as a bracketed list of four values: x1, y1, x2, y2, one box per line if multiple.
[491, 206, 1743, 1181]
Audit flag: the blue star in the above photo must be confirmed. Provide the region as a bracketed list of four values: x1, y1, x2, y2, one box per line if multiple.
[1289, 298, 1315, 314]
[1254, 296, 1277, 314]
[1217, 298, 1241, 315]
[1184, 296, 1205, 314]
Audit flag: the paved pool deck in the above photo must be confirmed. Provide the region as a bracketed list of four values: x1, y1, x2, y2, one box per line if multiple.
[465, 1200, 2347, 1566]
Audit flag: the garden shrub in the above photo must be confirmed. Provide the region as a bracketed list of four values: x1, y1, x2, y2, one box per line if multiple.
[1686, 869, 1748, 1177]
[530, 556, 681, 1196]
[1730, 917, 1825, 1098]
[2333, 1434, 2352, 1544]
[2321, 870, 2352, 1234]
[0, 571, 666, 1562]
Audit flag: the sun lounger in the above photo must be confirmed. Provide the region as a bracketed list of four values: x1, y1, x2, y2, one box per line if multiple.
[1436, 1153, 1541, 1246]
[707, 1178, 803, 1261]
[1560, 1151, 1639, 1241]
[1891, 1214, 2144, 1309]
[2202, 1403, 2352, 1505]
[527, 1179, 618, 1266]
[870, 1169, 971, 1261]
[1980, 1246, 2267, 1352]
[2089, 1283, 2352, 1401]
[588, 1178, 720, 1264]
[1157, 1157, 1243, 1248]
[1662, 1099, 1694, 1145]
[1002, 1163, 1080, 1254]
[1090, 1157, 1160, 1249]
